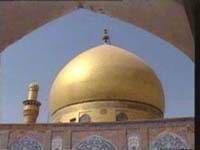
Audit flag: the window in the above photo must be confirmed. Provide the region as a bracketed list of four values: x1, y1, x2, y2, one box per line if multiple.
[70, 118, 76, 122]
[79, 114, 91, 123]
[116, 112, 128, 121]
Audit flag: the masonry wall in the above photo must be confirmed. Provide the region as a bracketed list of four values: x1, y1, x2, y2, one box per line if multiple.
[0, 117, 194, 150]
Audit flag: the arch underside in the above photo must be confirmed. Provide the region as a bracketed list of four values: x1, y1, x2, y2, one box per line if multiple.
[0, 0, 194, 60]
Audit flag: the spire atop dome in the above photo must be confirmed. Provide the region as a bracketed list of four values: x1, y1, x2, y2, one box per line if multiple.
[102, 28, 111, 44]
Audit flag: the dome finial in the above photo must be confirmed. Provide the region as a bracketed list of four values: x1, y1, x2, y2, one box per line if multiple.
[102, 28, 111, 44]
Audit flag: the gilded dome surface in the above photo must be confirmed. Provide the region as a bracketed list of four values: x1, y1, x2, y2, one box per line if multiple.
[49, 44, 165, 116]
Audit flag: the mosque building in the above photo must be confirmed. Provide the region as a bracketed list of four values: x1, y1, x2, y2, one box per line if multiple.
[0, 1, 195, 149]
[0, 29, 193, 150]
[25, 30, 165, 124]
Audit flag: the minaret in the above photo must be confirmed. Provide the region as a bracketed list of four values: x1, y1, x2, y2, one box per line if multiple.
[23, 82, 41, 123]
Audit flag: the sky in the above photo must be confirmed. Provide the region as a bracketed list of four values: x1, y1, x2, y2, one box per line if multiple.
[1, 9, 194, 123]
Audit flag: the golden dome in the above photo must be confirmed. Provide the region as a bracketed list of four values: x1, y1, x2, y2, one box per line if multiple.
[49, 44, 165, 122]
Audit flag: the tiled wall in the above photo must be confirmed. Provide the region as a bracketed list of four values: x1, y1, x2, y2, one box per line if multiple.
[0, 117, 194, 150]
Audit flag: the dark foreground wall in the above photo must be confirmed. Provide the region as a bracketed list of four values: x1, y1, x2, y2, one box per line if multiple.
[0, 1, 194, 60]
[0, 117, 194, 150]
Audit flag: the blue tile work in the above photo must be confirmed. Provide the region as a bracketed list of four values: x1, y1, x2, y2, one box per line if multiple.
[73, 135, 116, 150]
[150, 132, 188, 150]
[0, 117, 193, 150]
[9, 137, 42, 150]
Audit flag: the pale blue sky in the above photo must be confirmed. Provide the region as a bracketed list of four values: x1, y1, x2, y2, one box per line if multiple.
[1, 9, 194, 123]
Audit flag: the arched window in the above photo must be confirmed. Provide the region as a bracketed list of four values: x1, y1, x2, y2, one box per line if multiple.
[116, 112, 128, 121]
[79, 114, 91, 123]
[69, 118, 76, 123]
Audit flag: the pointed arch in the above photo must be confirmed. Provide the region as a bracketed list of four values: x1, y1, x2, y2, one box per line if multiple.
[73, 135, 116, 150]
[9, 137, 43, 150]
[151, 132, 188, 150]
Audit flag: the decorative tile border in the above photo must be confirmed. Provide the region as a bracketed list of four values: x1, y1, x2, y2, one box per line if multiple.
[0, 117, 193, 150]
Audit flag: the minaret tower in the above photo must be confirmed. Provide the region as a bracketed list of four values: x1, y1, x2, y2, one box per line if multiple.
[23, 82, 41, 123]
